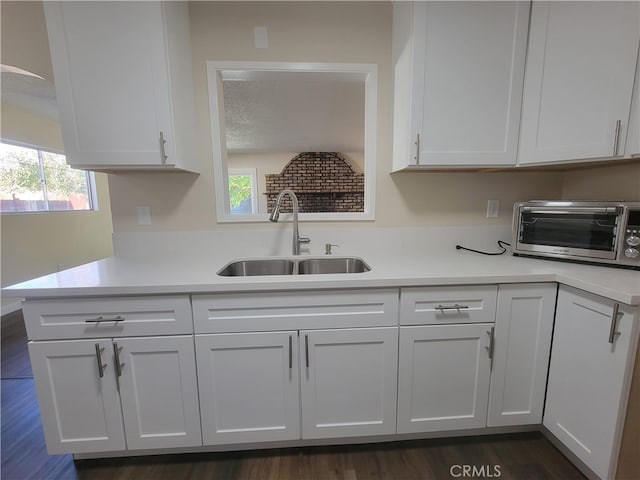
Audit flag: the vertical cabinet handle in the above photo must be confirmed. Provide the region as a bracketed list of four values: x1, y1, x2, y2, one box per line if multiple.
[159, 131, 168, 164]
[613, 120, 622, 156]
[305, 334, 310, 368]
[288, 335, 293, 370]
[94, 343, 107, 378]
[414, 133, 421, 163]
[485, 327, 495, 361]
[608, 303, 621, 344]
[113, 342, 123, 377]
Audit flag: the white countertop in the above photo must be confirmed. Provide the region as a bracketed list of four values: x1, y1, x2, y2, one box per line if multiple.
[4, 227, 639, 305]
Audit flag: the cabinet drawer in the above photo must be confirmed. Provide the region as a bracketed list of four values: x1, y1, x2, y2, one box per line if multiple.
[23, 296, 193, 340]
[192, 289, 399, 333]
[400, 286, 497, 325]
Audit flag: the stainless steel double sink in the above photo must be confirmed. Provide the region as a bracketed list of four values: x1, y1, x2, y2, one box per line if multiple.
[217, 257, 370, 276]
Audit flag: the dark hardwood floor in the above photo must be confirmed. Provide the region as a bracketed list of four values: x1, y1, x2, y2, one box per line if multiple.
[1, 310, 585, 480]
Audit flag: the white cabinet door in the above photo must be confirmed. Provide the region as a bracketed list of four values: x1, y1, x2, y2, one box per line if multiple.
[487, 283, 556, 427]
[196, 332, 300, 445]
[117, 336, 202, 450]
[43, 1, 197, 171]
[518, 2, 640, 165]
[392, 1, 529, 169]
[625, 47, 640, 158]
[397, 324, 492, 433]
[301, 327, 398, 439]
[544, 286, 640, 480]
[28, 339, 125, 454]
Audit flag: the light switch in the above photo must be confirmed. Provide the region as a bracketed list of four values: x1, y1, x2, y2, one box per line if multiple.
[136, 206, 152, 225]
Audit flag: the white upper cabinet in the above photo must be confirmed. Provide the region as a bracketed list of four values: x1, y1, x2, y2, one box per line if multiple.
[518, 2, 640, 166]
[625, 47, 640, 158]
[43, 1, 198, 172]
[392, 1, 529, 169]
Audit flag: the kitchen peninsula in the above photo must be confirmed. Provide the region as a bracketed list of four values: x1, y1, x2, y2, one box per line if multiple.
[4, 226, 640, 480]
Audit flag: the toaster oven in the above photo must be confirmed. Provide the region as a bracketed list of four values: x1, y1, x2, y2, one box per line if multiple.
[512, 201, 640, 269]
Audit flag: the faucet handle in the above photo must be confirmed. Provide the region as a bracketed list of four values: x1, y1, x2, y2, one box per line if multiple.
[325, 243, 340, 255]
[299, 237, 311, 244]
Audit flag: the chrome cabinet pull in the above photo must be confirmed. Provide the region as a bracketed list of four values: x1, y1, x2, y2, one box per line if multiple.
[94, 343, 107, 378]
[113, 342, 123, 377]
[414, 133, 420, 163]
[436, 304, 470, 312]
[608, 303, 621, 344]
[613, 120, 622, 156]
[85, 316, 124, 323]
[485, 327, 495, 371]
[485, 327, 495, 360]
[159, 131, 168, 164]
[288, 335, 293, 370]
[305, 335, 310, 368]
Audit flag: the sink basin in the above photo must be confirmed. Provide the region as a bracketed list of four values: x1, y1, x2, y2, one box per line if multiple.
[217, 257, 370, 276]
[298, 257, 370, 274]
[217, 259, 295, 277]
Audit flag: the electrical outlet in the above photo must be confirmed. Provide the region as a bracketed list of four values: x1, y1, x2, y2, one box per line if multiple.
[254, 26, 268, 48]
[486, 199, 499, 218]
[136, 206, 152, 225]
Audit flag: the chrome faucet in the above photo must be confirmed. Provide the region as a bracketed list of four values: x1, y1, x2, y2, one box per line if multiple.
[269, 189, 310, 255]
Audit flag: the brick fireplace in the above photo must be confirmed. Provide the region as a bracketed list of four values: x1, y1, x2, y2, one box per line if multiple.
[265, 152, 364, 213]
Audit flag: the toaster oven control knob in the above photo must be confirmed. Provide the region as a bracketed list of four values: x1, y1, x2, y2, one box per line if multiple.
[626, 235, 640, 247]
[624, 247, 639, 259]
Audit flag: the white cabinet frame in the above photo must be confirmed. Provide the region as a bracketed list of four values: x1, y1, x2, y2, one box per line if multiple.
[488, 283, 556, 427]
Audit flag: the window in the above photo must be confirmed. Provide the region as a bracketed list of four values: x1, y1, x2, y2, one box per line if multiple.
[0, 142, 96, 213]
[228, 168, 258, 214]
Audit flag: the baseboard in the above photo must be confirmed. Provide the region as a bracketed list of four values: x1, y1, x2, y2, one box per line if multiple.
[540, 426, 599, 480]
[73, 425, 538, 460]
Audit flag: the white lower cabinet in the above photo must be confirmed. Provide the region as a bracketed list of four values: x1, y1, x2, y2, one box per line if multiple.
[196, 327, 398, 445]
[544, 285, 640, 480]
[397, 323, 493, 433]
[196, 331, 301, 445]
[29, 336, 202, 454]
[116, 336, 202, 450]
[397, 283, 557, 435]
[301, 327, 398, 439]
[487, 283, 556, 427]
[29, 339, 126, 454]
[26, 280, 640, 478]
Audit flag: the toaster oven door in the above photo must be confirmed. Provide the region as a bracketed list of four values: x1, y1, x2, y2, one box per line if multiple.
[516, 207, 620, 260]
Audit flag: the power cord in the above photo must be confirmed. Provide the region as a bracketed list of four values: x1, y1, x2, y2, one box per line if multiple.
[456, 240, 511, 256]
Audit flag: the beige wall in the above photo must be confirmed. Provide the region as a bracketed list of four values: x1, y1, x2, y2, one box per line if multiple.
[1, 2, 114, 311]
[107, 1, 570, 232]
[562, 162, 640, 201]
[0, 104, 114, 291]
[16, 1, 634, 238]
